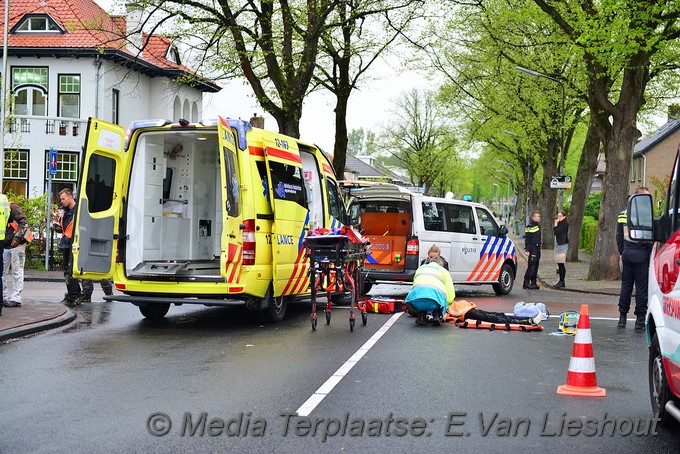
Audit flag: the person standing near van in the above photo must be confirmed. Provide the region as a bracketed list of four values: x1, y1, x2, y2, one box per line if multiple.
[617, 187, 653, 331]
[553, 211, 569, 289]
[523, 211, 541, 290]
[0, 193, 8, 315]
[3, 200, 29, 306]
[56, 188, 84, 307]
[420, 244, 449, 270]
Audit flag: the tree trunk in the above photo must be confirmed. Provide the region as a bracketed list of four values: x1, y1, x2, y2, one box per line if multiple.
[276, 114, 301, 139]
[537, 139, 559, 249]
[332, 92, 349, 177]
[567, 115, 601, 261]
[587, 109, 639, 280]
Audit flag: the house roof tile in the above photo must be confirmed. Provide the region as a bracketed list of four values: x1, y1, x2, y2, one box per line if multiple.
[0, 0, 219, 92]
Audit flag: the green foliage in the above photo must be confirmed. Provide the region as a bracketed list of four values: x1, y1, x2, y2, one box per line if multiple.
[584, 192, 602, 220]
[579, 215, 598, 254]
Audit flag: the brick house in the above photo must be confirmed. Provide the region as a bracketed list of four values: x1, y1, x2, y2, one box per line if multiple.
[630, 107, 680, 196]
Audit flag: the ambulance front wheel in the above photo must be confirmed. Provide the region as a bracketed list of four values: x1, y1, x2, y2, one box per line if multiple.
[139, 303, 170, 320]
[492, 263, 514, 295]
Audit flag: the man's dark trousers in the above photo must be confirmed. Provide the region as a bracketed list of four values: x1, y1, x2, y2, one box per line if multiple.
[618, 257, 649, 316]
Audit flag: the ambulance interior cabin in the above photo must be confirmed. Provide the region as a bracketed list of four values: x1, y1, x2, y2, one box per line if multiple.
[358, 200, 412, 271]
[126, 130, 224, 279]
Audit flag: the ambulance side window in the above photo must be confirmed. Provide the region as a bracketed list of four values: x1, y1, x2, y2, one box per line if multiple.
[269, 162, 307, 208]
[223, 146, 240, 217]
[85, 154, 115, 213]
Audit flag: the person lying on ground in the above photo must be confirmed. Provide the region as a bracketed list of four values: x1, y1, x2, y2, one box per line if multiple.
[443, 299, 544, 326]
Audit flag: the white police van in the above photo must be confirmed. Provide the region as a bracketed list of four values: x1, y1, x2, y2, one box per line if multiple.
[347, 184, 517, 295]
[627, 149, 680, 427]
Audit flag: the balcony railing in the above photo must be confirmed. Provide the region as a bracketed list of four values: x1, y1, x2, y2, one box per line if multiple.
[7, 115, 88, 139]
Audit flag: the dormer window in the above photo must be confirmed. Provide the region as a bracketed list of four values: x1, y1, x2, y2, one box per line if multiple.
[13, 14, 63, 33]
[166, 45, 181, 65]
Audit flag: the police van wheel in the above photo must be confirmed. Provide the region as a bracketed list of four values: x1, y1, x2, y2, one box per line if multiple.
[139, 303, 170, 320]
[262, 285, 287, 323]
[493, 264, 514, 296]
[649, 333, 679, 428]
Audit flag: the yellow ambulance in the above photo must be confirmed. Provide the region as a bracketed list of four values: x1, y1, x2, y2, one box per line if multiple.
[72, 117, 347, 320]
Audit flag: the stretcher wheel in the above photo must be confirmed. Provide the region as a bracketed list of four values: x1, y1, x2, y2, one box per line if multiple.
[350, 317, 355, 332]
[311, 315, 317, 331]
[326, 311, 331, 325]
[362, 312, 367, 326]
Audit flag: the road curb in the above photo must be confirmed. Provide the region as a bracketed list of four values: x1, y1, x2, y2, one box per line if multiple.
[24, 276, 63, 283]
[0, 307, 77, 342]
[514, 246, 621, 297]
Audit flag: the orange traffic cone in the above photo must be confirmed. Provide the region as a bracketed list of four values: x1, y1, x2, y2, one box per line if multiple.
[557, 304, 606, 397]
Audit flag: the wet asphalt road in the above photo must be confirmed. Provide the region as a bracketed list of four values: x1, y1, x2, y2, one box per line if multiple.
[1, 280, 680, 453]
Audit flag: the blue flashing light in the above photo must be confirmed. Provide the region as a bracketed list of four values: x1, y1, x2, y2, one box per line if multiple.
[199, 118, 218, 127]
[463, 195, 473, 201]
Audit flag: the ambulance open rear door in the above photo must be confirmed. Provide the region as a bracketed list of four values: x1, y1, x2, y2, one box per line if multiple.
[72, 118, 126, 279]
[263, 136, 311, 296]
[217, 117, 243, 282]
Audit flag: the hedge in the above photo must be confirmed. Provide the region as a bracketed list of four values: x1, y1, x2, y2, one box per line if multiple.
[580, 215, 598, 254]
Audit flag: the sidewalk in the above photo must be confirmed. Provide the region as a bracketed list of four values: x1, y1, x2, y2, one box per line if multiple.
[509, 233, 623, 296]
[0, 270, 76, 342]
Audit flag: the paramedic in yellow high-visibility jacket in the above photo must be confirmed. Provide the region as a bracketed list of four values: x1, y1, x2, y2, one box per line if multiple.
[405, 256, 454, 326]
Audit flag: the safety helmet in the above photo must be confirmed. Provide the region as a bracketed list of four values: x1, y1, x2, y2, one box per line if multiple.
[558, 310, 579, 335]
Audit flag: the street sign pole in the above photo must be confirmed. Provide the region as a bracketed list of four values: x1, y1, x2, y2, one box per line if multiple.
[45, 148, 57, 271]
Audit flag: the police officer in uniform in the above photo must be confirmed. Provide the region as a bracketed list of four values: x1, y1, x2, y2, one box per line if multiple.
[523, 211, 541, 290]
[617, 187, 653, 331]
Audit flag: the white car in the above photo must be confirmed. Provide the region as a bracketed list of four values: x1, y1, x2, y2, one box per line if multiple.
[627, 151, 680, 427]
[346, 184, 517, 295]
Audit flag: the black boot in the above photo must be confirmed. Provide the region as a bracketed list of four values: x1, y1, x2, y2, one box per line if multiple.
[617, 313, 627, 328]
[634, 314, 646, 331]
[527, 280, 539, 290]
[523, 279, 531, 289]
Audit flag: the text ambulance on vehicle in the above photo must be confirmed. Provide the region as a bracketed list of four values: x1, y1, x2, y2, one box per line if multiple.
[627, 147, 680, 428]
[72, 117, 347, 321]
[346, 184, 517, 295]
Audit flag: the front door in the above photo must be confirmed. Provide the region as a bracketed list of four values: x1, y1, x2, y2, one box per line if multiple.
[217, 117, 243, 282]
[263, 135, 310, 296]
[72, 118, 125, 279]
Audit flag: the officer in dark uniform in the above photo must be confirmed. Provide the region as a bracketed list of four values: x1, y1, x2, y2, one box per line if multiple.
[523, 211, 541, 290]
[617, 187, 653, 330]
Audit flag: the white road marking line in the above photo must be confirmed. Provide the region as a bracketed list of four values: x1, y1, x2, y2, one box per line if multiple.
[296, 311, 404, 417]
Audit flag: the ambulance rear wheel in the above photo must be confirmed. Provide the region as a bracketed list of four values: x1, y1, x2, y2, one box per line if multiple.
[139, 303, 170, 320]
[262, 285, 287, 322]
[493, 263, 514, 295]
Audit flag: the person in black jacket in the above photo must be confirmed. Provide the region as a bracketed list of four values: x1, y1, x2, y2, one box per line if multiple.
[553, 210, 569, 288]
[523, 211, 541, 290]
[617, 187, 653, 331]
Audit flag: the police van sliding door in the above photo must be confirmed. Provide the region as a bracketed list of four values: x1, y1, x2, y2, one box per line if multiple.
[217, 117, 243, 281]
[263, 137, 310, 296]
[73, 118, 125, 279]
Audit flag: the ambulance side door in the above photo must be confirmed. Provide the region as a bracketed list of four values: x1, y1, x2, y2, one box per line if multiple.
[73, 118, 125, 278]
[263, 136, 310, 296]
[217, 117, 243, 281]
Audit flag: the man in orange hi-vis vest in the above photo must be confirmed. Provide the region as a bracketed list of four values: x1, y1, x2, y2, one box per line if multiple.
[3, 200, 31, 307]
[55, 188, 83, 307]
